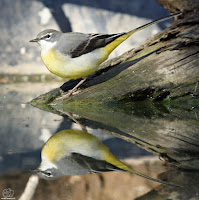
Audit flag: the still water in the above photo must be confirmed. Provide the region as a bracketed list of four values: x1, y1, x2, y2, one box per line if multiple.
[0, 82, 199, 200]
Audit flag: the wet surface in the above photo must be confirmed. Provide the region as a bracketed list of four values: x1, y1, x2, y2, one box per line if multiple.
[0, 82, 199, 200]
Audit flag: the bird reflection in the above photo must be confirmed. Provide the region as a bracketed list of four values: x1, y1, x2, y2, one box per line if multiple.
[33, 129, 181, 187]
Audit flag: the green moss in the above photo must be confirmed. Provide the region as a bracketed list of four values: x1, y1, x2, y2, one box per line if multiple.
[30, 88, 63, 105]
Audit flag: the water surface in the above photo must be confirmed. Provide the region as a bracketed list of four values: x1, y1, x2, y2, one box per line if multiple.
[0, 82, 199, 200]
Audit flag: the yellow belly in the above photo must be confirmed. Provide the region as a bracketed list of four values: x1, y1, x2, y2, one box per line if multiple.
[41, 48, 108, 79]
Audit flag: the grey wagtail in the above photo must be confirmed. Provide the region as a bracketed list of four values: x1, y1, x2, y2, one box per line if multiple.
[30, 13, 182, 98]
[32, 129, 182, 187]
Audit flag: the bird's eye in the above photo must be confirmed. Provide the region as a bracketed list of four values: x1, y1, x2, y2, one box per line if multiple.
[46, 34, 51, 39]
[45, 171, 52, 177]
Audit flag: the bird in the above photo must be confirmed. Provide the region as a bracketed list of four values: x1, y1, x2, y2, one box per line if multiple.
[30, 13, 182, 99]
[32, 129, 182, 187]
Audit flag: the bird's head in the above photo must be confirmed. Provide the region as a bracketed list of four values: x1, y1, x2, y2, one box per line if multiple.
[31, 156, 62, 180]
[30, 29, 62, 53]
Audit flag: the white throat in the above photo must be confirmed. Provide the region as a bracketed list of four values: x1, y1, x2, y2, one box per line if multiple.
[39, 40, 57, 55]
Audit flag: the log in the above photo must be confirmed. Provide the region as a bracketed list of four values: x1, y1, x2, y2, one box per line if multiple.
[30, 0, 199, 106]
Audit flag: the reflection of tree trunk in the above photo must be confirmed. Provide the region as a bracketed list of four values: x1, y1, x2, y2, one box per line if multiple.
[30, 0, 199, 105]
[53, 101, 199, 171]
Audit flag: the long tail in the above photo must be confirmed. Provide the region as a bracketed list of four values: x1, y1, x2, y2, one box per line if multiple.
[105, 151, 183, 187]
[104, 13, 182, 54]
[127, 13, 182, 36]
[116, 162, 183, 187]
[132, 169, 182, 187]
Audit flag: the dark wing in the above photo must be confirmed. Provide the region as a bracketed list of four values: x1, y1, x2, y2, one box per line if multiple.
[70, 153, 124, 174]
[70, 33, 126, 58]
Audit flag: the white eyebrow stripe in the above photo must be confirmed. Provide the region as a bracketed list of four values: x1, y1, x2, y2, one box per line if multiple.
[41, 33, 52, 39]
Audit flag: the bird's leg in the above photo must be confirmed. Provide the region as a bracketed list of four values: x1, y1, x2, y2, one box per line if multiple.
[52, 107, 87, 131]
[66, 78, 87, 97]
[66, 111, 87, 132]
[58, 78, 87, 100]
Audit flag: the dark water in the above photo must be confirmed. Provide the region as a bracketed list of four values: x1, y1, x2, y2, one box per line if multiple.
[0, 83, 199, 200]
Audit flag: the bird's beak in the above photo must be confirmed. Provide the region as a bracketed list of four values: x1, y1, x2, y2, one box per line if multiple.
[29, 38, 39, 42]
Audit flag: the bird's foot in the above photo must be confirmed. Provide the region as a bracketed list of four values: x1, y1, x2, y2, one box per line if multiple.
[56, 91, 73, 101]
[56, 78, 87, 101]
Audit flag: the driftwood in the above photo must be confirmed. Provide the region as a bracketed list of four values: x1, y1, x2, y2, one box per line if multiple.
[30, 0, 199, 106]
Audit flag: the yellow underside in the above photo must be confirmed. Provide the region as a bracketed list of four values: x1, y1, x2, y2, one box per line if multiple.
[41, 49, 108, 79]
[41, 130, 86, 162]
[41, 129, 131, 173]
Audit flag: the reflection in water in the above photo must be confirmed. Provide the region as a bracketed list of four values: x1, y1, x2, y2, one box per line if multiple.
[136, 170, 199, 200]
[1, 82, 199, 199]
[54, 101, 199, 171]
[34, 129, 181, 187]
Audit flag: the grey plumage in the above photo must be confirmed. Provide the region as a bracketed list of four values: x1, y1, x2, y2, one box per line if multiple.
[34, 30, 126, 58]
[56, 32, 126, 58]
[32, 13, 182, 59]
[37, 152, 123, 180]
